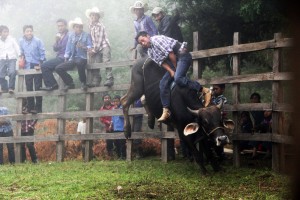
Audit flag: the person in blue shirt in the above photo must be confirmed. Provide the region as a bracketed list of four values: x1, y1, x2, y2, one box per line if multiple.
[0, 107, 15, 164]
[130, 1, 158, 58]
[111, 95, 126, 159]
[19, 25, 46, 114]
[55, 17, 92, 91]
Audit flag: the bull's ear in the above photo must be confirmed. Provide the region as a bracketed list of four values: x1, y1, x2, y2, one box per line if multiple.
[184, 123, 200, 136]
[223, 119, 235, 134]
[216, 99, 223, 109]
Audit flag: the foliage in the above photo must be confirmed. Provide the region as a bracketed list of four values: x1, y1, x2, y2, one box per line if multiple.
[0, 160, 291, 199]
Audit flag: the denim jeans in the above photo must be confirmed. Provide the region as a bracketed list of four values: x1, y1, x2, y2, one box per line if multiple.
[159, 64, 175, 108]
[25, 63, 43, 112]
[0, 130, 15, 164]
[0, 59, 17, 90]
[174, 52, 201, 91]
[41, 57, 64, 87]
[55, 57, 87, 85]
[159, 52, 201, 108]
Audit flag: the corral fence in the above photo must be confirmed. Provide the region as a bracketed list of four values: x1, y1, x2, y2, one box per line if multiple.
[0, 32, 293, 172]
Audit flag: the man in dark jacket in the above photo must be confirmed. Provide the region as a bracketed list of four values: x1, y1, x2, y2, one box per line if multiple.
[152, 7, 183, 42]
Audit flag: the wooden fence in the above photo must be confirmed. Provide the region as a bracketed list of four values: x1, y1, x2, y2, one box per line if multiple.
[0, 32, 293, 172]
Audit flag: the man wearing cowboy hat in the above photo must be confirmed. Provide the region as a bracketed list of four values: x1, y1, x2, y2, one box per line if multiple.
[55, 17, 92, 91]
[130, 1, 157, 58]
[151, 7, 183, 42]
[85, 7, 114, 87]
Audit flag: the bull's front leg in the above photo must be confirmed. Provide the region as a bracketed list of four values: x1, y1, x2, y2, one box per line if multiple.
[120, 93, 132, 139]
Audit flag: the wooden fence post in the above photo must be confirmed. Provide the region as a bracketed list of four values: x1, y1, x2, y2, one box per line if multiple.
[84, 93, 94, 162]
[272, 33, 283, 172]
[15, 75, 25, 163]
[232, 32, 241, 167]
[56, 79, 66, 162]
[193, 32, 202, 79]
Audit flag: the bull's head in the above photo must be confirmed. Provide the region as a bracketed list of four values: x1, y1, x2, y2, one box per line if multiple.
[185, 101, 230, 146]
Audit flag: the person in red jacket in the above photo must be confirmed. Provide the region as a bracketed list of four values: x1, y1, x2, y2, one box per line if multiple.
[99, 94, 114, 157]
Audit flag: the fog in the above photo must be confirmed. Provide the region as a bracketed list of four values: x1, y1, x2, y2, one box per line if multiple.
[1, 0, 166, 111]
[1, 0, 163, 60]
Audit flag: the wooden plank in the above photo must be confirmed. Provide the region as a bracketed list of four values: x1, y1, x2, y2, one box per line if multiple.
[271, 33, 283, 172]
[126, 139, 133, 161]
[86, 60, 135, 69]
[197, 72, 293, 85]
[192, 32, 202, 79]
[56, 78, 66, 162]
[84, 91, 94, 162]
[13, 84, 131, 98]
[231, 133, 293, 144]
[191, 38, 292, 59]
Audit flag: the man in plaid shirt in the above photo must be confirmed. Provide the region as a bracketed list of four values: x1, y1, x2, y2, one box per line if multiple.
[136, 31, 211, 122]
[86, 7, 114, 87]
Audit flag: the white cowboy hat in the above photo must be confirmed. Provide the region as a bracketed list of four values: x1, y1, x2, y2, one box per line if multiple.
[85, 7, 104, 18]
[129, 1, 148, 14]
[152, 7, 164, 15]
[69, 17, 83, 28]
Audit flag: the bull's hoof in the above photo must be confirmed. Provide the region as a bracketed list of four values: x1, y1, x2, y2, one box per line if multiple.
[148, 115, 155, 129]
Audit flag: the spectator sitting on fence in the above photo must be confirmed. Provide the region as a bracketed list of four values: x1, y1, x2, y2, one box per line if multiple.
[19, 25, 45, 114]
[99, 94, 114, 158]
[151, 7, 183, 42]
[40, 19, 69, 91]
[20, 98, 38, 163]
[0, 106, 15, 165]
[85, 7, 114, 87]
[110, 95, 126, 160]
[77, 117, 87, 159]
[129, 1, 158, 58]
[55, 17, 92, 91]
[0, 25, 20, 94]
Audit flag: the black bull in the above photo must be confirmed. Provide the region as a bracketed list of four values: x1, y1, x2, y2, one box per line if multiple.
[121, 57, 229, 174]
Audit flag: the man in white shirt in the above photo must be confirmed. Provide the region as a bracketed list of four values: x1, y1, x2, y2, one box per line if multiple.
[0, 25, 20, 94]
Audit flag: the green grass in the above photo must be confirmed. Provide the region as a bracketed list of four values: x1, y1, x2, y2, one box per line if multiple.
[0, 157, 291, 200]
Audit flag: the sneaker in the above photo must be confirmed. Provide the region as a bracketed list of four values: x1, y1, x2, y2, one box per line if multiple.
[29, 109, 37, 114]
[104, 79, 114, 87]
[81, 83, 88, 90]
[8, 89, 14, 94]
[63, 83, 75, 91]
[157, 108, 171, 122]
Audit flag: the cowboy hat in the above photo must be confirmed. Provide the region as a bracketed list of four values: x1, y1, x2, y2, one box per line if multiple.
[129, 1, 148, 14]
[152, 7, 164, 15]
[69, 17, 83, 28]
[85, 7, 104, 18]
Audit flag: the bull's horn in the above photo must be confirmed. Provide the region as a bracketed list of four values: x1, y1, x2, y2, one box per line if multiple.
[216, 99, 223, 109]
[184, 123, 200, 136]
[187, 107, 199, 116]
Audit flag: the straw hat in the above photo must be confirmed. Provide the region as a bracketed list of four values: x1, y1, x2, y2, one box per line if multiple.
[69, 17, 83, 28]
[85, 7, 104, 18]
[129, 1, 148, 14]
